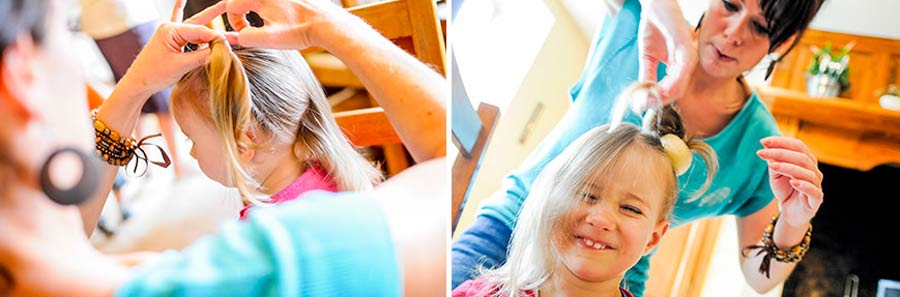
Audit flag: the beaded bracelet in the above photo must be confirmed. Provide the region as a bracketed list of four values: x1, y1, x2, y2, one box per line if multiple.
[742, 212, 812, 279]
[91, 109, 171, 175]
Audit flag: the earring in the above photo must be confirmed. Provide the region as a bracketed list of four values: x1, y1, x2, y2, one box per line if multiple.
[764, 53, 780, 80]
[39, 147, 102, 205]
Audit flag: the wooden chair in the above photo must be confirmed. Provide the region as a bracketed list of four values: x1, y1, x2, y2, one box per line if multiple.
[334, 107, 402, 147]
[311, 0, 446, 85]
[450, 53, 499, 234]
[307, 0, 446, 176]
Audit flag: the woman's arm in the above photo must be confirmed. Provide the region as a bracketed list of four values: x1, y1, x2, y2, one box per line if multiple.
[225, 0, 446, 162]
[736, 201, 805, 293]
[314, 17, 446, 162]
[635, 0, 696, 103]
[78, 3, 228, 234]
[737, 136, 824, 293]
[374, 158, 447, 296]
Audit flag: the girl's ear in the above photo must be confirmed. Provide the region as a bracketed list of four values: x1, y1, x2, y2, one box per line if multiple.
[0, 34, 38, 123]
[643, 220, 670, 255]
[237, 126, 257, 162]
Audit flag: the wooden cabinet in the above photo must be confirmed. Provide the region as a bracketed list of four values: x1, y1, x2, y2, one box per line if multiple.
[756, 86, 900, 171]
[763, 29, 900, 171]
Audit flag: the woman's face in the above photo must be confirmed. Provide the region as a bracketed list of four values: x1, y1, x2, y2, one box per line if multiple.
[554, 148, 670, 283]
[696, 0, 773, 79]
[2, 0, 92, 178]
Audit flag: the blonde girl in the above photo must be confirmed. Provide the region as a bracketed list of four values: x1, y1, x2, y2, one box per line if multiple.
[454, 84, 718, 297]
[171, 40, 381, 219]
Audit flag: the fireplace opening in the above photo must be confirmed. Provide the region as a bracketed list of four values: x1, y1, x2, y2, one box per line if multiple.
[782, 163, 900, 297]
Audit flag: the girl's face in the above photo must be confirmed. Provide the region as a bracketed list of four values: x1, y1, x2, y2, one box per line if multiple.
[697, 0, 773, 78]
[172, 105, 231, 186]
[554, 148, 670, 283]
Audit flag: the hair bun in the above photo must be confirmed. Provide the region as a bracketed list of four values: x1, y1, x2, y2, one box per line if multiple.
[660, 133, 692, 175]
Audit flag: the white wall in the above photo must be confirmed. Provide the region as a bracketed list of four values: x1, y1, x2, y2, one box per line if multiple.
[453, 0, 591, 236]
[810, 0, 900, 39]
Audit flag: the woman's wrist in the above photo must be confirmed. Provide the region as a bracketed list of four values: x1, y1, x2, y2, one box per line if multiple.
[641, 0, 690, 38]
[96, 75, 151, 138]
[772, 216, 810, 249]
[309, 8, 377, 56]
[115, 72, 156, 103]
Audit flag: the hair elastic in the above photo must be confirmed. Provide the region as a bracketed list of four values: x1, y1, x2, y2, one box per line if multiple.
[660, 133, 692, 175]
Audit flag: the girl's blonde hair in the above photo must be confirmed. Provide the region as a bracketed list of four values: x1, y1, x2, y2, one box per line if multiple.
[479, 83, 718, 296]
[172, 40, 382, 204]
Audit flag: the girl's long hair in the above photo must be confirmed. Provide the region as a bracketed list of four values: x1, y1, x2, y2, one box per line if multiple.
[478, 83, 717, 296]
[172, 40, 382, 204]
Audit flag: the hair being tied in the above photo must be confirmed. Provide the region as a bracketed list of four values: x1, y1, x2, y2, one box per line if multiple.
[206, 39, 261, 201]
[177, 40, 382, 205]
[619, 82, 719, 200]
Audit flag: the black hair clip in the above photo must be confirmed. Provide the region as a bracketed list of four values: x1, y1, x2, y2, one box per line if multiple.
[183, 43, 200, 52]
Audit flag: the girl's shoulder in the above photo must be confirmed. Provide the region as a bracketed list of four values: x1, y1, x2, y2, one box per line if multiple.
[452, 278, 537, 297]
[453, 278, 498, 297]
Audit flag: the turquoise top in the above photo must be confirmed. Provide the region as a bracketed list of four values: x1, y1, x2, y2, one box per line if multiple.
[477, 0, 779, 294]
[116, 191, 401, 296]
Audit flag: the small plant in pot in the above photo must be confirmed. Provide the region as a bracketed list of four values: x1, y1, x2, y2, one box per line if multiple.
[806, 41, 853, 98]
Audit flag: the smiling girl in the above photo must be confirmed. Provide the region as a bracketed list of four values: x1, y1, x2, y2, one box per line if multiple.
[454, 84, 718, 297]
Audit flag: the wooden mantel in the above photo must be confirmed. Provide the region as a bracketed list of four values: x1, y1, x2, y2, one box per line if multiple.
[761, 29, 900, 171]
[757, 85, 900, 171]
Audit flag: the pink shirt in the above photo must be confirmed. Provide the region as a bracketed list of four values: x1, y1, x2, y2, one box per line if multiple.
[239, 165, 338, 220]
[453, 277, 635, 297]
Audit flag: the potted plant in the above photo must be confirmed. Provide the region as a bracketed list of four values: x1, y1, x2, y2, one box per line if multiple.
[806, 41, 853, 98]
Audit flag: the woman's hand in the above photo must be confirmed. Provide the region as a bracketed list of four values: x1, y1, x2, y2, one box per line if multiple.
[116, 2, 228, 100]
[224, 0, 358, 50]
[757, 136, 824, 228]
[637, 0, 696, 105]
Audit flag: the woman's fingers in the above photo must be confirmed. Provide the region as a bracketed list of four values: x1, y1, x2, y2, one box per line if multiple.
[226, 0, 263, 15]
[176, 47, 212, 70]
[638, 19, 661, 83]
[790, 179, 824, 210]
[766, 161, 819, 185]
[171, 0, 187, 23]
[170, 23, 226, 47]
[226, 0, 264, 31]
[757, 148, 818, 175]
[761, 136, 815, 161]
[184, 1, 227, 26]
[227, 11, 248, 32]
[659, 45, 696, 101]
[234, 26, 272, 48]
[224, 32, 240, 45]
[235, 26, 303, 49]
